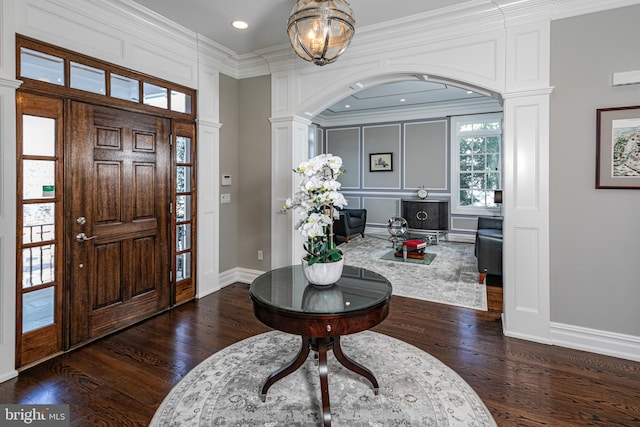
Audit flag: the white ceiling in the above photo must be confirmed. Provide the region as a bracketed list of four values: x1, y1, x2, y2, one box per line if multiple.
[130, 0, 499, 115]
[131, 0, 470, 55]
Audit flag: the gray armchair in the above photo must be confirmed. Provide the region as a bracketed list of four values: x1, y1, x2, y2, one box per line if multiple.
[333, 208, 367, 243]
[474, 216, 502, 284]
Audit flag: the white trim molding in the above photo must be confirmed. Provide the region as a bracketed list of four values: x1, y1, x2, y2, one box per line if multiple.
[551, 322, 640, 362]
[218, 267, 264, 289]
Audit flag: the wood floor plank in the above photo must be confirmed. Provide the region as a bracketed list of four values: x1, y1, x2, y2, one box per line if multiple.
[1, 283, 639, 426]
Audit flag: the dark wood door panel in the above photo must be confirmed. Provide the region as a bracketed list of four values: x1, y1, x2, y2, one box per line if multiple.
[132, 236, 157, 297]
[94, 242, 123, 309]
[90, 291, 159, 338]
[68, 101, 170, 346]
[95, 161, 123, 224]
[133, 162, 156, 218]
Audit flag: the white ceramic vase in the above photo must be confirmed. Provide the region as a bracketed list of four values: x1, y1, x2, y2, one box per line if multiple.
[301, 257, 345, 286]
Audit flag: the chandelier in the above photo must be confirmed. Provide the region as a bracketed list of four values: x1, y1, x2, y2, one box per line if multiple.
[287, 0, 356, 66]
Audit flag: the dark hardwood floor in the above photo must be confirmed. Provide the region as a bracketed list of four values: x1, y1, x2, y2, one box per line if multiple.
[1, 283, 639, 426]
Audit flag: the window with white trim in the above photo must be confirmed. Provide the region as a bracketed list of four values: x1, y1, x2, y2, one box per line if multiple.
[451, 113, 503, 216]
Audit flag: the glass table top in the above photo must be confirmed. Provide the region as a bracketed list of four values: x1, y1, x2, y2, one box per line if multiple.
[250, 265, 392, 315]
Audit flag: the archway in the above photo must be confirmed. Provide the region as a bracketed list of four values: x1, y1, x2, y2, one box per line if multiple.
[271, 62, 551, 345]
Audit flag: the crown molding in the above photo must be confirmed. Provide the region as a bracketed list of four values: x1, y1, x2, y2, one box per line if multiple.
[106, 0, 640, 80]
[99, 0, 197, 46]
[250, 0, 640, 77]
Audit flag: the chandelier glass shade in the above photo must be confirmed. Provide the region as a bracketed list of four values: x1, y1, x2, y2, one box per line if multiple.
[287, 0, 356, 66]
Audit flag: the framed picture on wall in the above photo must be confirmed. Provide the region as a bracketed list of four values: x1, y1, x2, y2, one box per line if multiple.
[369, 152, 393, 172]
[596, 105, 640, 189]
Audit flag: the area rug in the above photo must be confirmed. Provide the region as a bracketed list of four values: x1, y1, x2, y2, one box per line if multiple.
[150, 330, 497, 427]
[339, 236, 487, 310]
[380, 249, 437, 265]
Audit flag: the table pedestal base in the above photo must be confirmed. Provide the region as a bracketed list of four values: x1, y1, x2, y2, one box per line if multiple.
[260, 335, 379, 427]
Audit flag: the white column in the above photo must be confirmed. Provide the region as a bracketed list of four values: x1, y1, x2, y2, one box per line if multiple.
[270, 115, 311, 269]
[501, 18, 552, 342]
[0, 0, 19, 382]
[502, 90, 552, 342]
[195, 41, 221, 298]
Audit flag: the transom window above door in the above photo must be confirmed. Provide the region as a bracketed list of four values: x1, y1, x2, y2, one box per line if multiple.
[18, 36, 194, 115]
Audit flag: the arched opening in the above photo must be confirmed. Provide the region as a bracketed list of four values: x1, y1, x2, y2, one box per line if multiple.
[272, 51, 552, 342]
[302, 73, 505, 298]
[275, 72, 505, 263]
[299, 72, 503, 120]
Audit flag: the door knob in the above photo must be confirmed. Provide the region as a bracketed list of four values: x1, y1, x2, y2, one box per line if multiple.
[76, 232, 98, 242]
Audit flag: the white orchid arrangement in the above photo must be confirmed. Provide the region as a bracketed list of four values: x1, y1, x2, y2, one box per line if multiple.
[282, 154, 347, 266]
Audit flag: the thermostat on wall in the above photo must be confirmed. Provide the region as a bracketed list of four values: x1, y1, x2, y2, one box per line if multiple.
[222, 175, 232, 186]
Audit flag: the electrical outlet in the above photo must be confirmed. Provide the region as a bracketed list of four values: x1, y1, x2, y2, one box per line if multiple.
[220, 193, 231, 203]
[257, 250, 263, 260]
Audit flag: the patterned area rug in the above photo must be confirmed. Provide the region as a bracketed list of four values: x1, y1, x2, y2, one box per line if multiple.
[150, 331, 497, 427]
[340, 236, 487, 310]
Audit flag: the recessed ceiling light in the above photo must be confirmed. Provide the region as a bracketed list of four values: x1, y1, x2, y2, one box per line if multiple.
[399, 98, 406, 102]
[467, 90, 474, 94]
[231, 20, 248, 30]
[344, 104, 351, 108]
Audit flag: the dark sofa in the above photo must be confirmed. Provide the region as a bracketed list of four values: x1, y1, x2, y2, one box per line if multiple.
[474, 216, 503, 284]
[333, 208, 367, 243]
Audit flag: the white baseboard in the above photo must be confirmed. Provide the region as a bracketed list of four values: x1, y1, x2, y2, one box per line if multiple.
[218, 267, 265, 287]
[550, 322, 640, 362]
[0, 370, 18, 383]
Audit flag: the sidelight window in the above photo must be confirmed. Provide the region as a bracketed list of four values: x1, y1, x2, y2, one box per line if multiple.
[18, 109, 62, 336]
[173, 125, 197, 304]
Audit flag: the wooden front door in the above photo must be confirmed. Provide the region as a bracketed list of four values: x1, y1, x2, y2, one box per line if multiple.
[67, 102, 171, 346]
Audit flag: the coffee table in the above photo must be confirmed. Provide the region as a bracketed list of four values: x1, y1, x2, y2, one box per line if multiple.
[250, 265, 392, 427]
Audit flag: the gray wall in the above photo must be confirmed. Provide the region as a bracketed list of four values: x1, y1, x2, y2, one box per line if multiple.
[550, 5, 640, 336]
[325, 119, 451, 227]
[219, 74, 239, 272]
[219, 74, 271, 272]
[237, 75, 272, 270]
[405, 121, 447, 189]
[327, 128, 360, 188]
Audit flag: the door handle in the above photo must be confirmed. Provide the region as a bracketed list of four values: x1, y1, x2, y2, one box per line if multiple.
[76, 232, 98, 242]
